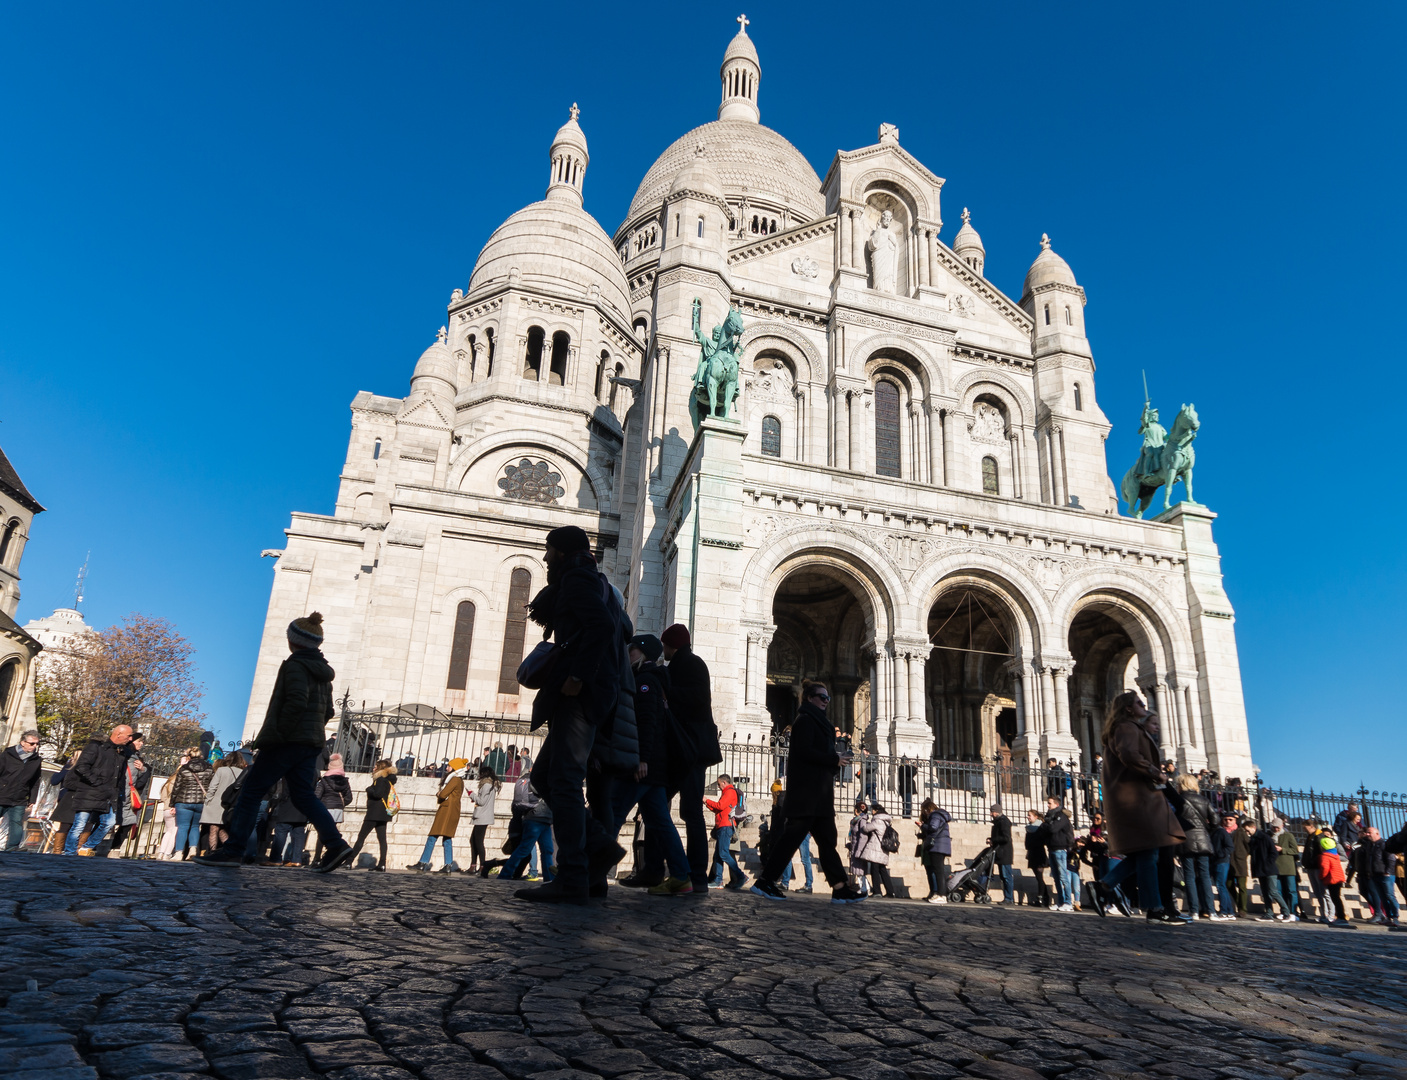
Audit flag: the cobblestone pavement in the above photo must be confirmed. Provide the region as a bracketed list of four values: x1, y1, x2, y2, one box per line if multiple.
[3, 856, 1405, 1080]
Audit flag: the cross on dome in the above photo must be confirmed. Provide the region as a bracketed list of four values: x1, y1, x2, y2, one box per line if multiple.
[1040, 233, 1051, 250]
[962, 207, 971, 226]
[737, 13, 749, 33]
[569, 102, 579, 121]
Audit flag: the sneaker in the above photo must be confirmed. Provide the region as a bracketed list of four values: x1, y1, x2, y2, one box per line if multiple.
[797, 885, 812, 894]
[439, 862, 460, 873]
[486, 866, 502, 878]
[76, 849, 96, 857]
[1057, 903, 1075, 912]
[649, 876, 695, 896]
[1329, 919, 1358, 929]
[927, 895, 948, 905]
[193, 848, 245, 868]
[619, 874, 663, 889]
[1283, 914, 1299, 922]
[725, 877, 749, 891]
[749, 879, 786, 900]
[1255, 915, 1276, 921]
[831, 884, 867, 904]
[311, 843, 355, 873]
[525, 873, 542, 882]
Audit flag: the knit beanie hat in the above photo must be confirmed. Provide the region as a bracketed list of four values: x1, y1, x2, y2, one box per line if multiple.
[627, 633, 663, 662]
[991, 803, 1003, 814]
[288, 612, 325, 648]
[325, 753, 345, 775]
[546, 525, 591, 555]
[447, 757, 470, 772]
[661, 624, 691, 650]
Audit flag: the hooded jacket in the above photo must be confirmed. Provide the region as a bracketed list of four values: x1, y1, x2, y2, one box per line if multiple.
[362, 766, 398, 824]
[706, 781, 739, 828]
[0, 745, 43, 807]
[631, 659, 669, 784]
[314, 772, 353, 812]
[254, 649, 336, 749]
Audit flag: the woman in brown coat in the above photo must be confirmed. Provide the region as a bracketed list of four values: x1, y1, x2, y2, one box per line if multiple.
[407, 757, 468, 873]
[1089, 690, 1185, 923]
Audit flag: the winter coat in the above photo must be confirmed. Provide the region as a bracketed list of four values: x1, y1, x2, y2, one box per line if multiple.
[1043, 807, 1075, 853]
[1210, 824, 1236, 866]
[469, 779, 498, 826]
[898, 763, 917, 797]
[1024, 822, 1048, 869]
[1356, 838, 1389, 878]
[526, 555, 624, 731]
[429, 775, 464, 837]
[856, 810, 893, 865]
[987, 814, 1014, 865]
[706, 783, 739, 829]
[921, 806, 953, 856]
[253, 649, 336, 749]
[202, 765, 243, 824]
[1275, 830, 1299, 876]
[1248, 829, 1280, 878]
[1175, 791, 1214, 858]
[362, 768, 398, 824]
[484, 747, 508, 778]
[269, 779, 308, 825]
[168, 758, 213, 805]
[1333, 809, 1361, 850]
[664, 646, 722, 768]
[0, 745, 43, 807]
[67, 736, 128, 814]
[594, 650, 639, 775]
[1309, 832, 1346, 885]
[1101, 715, 1184, 856]
[314, 773, 353, 812]
[1232, 828, 1251, 876]
[631, 659, 669, 784]
[779, 702, 839, 818]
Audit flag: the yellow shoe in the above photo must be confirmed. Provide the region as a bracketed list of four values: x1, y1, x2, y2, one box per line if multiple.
[648, 876, 694, 896]
[76, 849, 95, 857]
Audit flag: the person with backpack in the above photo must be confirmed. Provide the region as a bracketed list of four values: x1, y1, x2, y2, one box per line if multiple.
[201, 752, 245, 855]
[346, 759, 397, 871]
[517, 526, 626, 904]
[195, 612, 353, 872]
[705, 774, 747, 890]
[855, 799, 898, 898]
[312, 754, 352, 866]
[660, 622, 722, 894]
[466, 764, 499, 874]
[166, 746, 213, 860]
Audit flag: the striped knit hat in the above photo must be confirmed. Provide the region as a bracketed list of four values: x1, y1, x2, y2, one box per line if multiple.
[288, 612, 325, 648]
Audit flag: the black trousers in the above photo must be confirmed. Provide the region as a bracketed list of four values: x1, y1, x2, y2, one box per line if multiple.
[866, 859, 894, 896]
[350, 819, 387, 867]
[469, 824, 488, 868]
[760, 809, 845, 888]
[531, 703, 606, 891]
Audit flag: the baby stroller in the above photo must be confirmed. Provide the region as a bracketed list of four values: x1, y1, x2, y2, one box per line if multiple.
[946, 845, 996, 903]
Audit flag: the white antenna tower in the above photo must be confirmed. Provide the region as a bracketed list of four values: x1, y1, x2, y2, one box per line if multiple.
[74, 552, 90, 611]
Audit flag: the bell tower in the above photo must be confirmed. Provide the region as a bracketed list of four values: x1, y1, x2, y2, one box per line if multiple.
[718, 14, 760, 123]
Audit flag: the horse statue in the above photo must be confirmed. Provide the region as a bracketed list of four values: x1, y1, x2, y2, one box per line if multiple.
[1121, 402, 1199, 518]
[689, 297, 744, 425]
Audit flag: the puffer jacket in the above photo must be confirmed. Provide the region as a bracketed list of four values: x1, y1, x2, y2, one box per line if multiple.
[254, 649, 336, 749]
[315, 773, 353, 811]
[1176, 791, 1214, 857]
[856, 810, 893, 865]
[631, 659, 669, 783]
[921, 807, 952, 856]
[469, 780, 499, 826]
[1024, 822, 1048, 869]
[168, 759, 214, 804]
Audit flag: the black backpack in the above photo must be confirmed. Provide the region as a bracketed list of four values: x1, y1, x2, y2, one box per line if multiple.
[880, 821, 902, 854]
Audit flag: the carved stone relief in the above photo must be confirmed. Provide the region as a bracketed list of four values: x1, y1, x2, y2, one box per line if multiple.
[790, 255, 819, 279]
[969, 401, 1007, 444]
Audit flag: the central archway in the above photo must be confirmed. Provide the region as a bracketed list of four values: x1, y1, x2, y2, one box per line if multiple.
[925, 585, 1019, 764]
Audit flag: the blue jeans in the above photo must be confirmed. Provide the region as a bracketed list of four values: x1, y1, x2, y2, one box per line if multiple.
[610, 782, 688, 880]
[502, 818, 555, 881]
[225, 744, 343, 855]
[1102, 848, 1160, 911]
[710, 824, 744, 885]
[271, 822, 307, 863]
[1278, 874, 1300, 915]
[1, 804, 26, 851]
[1182, 854, 1215, 916]
[996, 864, 1015, 903]
[173, 803, 204, 856]
[1213, 861, 1234, 913]
[419, 835, 454, 867]
[1373, 874, 1400, 920]
[781, 834, 814, 888]
[1048, 849, 1074, 905]
[65, 809, 116, 855]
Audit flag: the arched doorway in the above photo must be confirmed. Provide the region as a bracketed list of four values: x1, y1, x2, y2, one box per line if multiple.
[1067, 604, 1145, 770]
[926, 587, 1018, 765]
[767, 566, 873, 739]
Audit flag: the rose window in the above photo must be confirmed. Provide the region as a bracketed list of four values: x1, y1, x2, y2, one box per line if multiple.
[498, 459, 565, 504]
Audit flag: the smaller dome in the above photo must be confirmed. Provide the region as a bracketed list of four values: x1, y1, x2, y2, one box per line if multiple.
[1022, 233, 1077, 299]
[668, 145, 724, 201]
[722, 25, 759, 67]
[411, 329, 456, 390]
[551, 103, 588, 158]
[953, 207, 985, 256]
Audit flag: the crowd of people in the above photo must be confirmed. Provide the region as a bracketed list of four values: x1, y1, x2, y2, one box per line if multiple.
[3, 526, 1403, 929]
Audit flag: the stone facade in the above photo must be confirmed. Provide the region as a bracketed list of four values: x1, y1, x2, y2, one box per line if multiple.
[0, 446, 43, 745]
[244, 21, 1253, 782]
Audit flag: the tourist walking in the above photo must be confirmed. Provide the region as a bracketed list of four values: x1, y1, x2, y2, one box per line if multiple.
[311, 754, 352, 864]
[988, 804, 1015, 903]
[1210, 811, 1237, 918]
[167, 748, 213, 860]
[847, 798, 870, 895]
[920, 799, 952, 903]
[1305, 821, 1352, 927]
[409, 757, 467, 872]
[64, 725, 133, 856]
[1274, 819, 1301, 919]
[1172, 773, 1216, 919]
[499, 780, 554, 882]
[1333, 803, 1361, 852]
[1355, 827, 1399, 927]
[780, 832, 814, 892]
[0, 730, 43, 852]
[1024, 809, 1049, 907]
[748, 682, 865, 904]
[346, 759, 397, 871]
[466, 764, 499, 873]
[201, 752, 245, 854]
[517, 526, 627, 904]
[1042, 795, 1077, 911]
[855, 800, 896, 897]
[662, 622, 722, 892]
[195, 613, 353, 872]
[1087, 691, 1185, 923]
[706, 774, 746, 889]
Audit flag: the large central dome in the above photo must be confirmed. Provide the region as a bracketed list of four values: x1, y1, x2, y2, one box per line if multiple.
[620, 119, 824, 233]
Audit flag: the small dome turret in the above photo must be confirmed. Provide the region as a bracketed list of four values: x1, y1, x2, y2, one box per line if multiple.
[1021, 232, 1078, 300]
[952, 207, 985, 277]
[718, 14, 760, 123]
[668, 143, 725, 202]
[547, 103, 589, 207]
[410, 327, 457, 397]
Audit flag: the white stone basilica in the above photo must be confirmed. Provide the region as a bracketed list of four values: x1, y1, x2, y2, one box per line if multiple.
[243, 18, 1254, 781]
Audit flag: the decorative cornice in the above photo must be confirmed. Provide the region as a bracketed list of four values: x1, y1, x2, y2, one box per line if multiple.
[728, 218, 836, 266]
[952, 344, 1034, 372]
[833, 307, 955, 345]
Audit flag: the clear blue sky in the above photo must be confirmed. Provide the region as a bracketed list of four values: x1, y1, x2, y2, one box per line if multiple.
[2, 3, 1403, 792]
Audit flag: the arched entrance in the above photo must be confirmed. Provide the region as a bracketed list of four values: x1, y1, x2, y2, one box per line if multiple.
[1067, 603, 1145, 770]
[926, 587, 1018, 764]
[767, 566, 873, 738]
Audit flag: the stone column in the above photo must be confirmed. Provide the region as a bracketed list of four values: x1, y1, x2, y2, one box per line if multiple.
[916, 229, 928, 288]
[744, 627, 773, 707]
[848, 391, 862, 473]
[850, 209, 864, 269]
[1052, 666, 1073, 735]
[834, 387, 850, 470]
[839, 210, 850, 268]
[1009, 433, 1022, 498]
[927, 229, 938, 285]
[1056, 426, 1070, 507]
[907, 651, 926, 729]
[928, 402, 944, 486]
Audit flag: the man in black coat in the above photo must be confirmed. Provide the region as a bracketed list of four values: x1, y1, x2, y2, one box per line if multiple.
[518, 526, 625, 904]
[1042, 796, 1077, 910]
[748, 682, 866, 904]
[660, 622, 721, 892]
[63, 725, 132, 855]
[0, 730, 43, 851]
[988, 804, 1015, 904]
[196, 612, 352, 872]
[1245, 818, 1290, 920]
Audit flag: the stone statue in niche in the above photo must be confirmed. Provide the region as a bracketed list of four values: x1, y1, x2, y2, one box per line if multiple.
[970, 401, 1005, 442]
[867, 209, 898, 293]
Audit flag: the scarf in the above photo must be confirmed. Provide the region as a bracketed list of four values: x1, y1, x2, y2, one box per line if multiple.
[527, 550, 598, 632]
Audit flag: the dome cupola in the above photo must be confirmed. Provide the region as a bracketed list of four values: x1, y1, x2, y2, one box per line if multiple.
[1021, 232, 1078, 300]
[547, 103, 589, 207]
[719, 14, 760, 123]
[953, 207, 985, 277]
[409, 327, 457, 401]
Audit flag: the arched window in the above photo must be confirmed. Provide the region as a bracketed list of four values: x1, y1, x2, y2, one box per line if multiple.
[875, 381, 901, 478]
[549, 331, 570, 385]
[0, 520, 16, 565]
[497, 569, 532, 695]
[1043, 304, 1050, 326]
[981, 456, 999, 495]
[1073, 383, 1083, 411]
[633, 317, 648, 341]
[760, 416, 782, 457]
[608, 362, 624, 410]
[595, 350, 609, 398]
[675, 213, 680, 237]
[523, 327, 544, 380]
[484, 327, 495, 377]
[446, 600, 476, 690]
[697, 216, 705, 238]
[1064, 305, 1072, 326]
[0, 658, 18, 719]
[372, 439, 381, 461]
